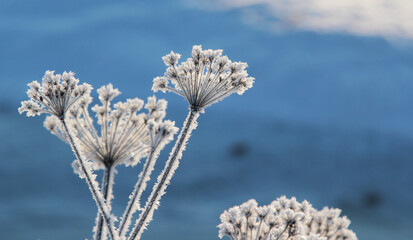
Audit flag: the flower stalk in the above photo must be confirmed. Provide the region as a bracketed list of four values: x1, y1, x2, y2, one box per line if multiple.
[128, 109, 199, 240]
[94, 163, 115, 240]
[119, 117, 178, 238]
[61, 119, 119, 240]
[118, 149, 155, 237]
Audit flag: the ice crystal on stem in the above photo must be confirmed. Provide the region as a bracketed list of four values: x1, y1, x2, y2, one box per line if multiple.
[218, 197, 357, 240]
[128, 45, 254, 240]
[152, 45, 254, 112]
[118, 98, 178, 238]
[19, 71, 119, 240]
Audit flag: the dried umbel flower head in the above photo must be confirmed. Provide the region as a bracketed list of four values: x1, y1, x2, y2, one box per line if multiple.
[44, 115, 67, 142]
[52, 84, 174, 170]
[152, 45, 254, 112]
[19, 70, 92, 119]
[218, 196, 357, 240]
[117, 110, 178, 238]
[144, 95, 167, 123]
[147, 119, 179, 149]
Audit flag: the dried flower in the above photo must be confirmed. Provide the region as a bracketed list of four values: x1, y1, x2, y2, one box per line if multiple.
[218, 196, 357, 240]
[44, 115, 67, 142]
[19, 70, 92, 119]
[147, 119, 179, 149]
[68, 85, 148, 169]
[152, 45, 254, 112]
[52, 85, 173, 170]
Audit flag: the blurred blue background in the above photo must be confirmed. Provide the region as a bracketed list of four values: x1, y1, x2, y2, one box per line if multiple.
[1, 0, 413, 239]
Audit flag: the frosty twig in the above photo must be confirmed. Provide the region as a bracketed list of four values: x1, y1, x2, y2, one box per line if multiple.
[128, 109, 199, 240]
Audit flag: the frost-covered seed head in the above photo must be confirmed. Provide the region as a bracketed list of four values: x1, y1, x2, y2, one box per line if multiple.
[97, 83, 120, 103]
[19, 70, 92, 119]
[241, 199, 258, 218]
[153, 77, 169, 93]
[152, 45, 254, 112]
[44, 84, 174, 171]
[147, 119, 179, 149]
[162, 51, 181, 66]
[145, 95, 167, 123]
[257, 206, 272, 219]
[217, 196, 357, 240]
[44, 116, 68, 142]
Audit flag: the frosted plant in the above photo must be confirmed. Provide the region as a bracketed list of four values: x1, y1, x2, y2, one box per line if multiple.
[44, 83, 176, 240]
[18, 71, 119, 240]
[218, 197, 357, 240]
[48, 84, 150, 170]
[19, 70, 92, 119]
[128, 45, 254, 240]
[19, 45, 253, 240]
[152, 45, 254, 112]
[42, 84, 177, 240]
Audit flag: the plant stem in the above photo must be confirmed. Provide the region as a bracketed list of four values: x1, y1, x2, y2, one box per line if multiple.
[94, 164, 115, 240]
[255, 219, 263, 240]
[128, 110, 200, 240]
[119, 148, 156, 237]
[61, 119, 119, 240]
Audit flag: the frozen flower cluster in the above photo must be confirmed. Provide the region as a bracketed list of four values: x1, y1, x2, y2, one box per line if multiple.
[218, 197, 357, 240]
[46, 84, 175, 170]
[19, 70, 92, 119]
[152, 45, 254, 112]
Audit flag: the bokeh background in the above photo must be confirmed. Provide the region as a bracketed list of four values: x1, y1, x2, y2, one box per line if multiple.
[1, 0, 413, 239]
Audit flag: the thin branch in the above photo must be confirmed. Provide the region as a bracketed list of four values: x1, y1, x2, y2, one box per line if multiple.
[94, 164, 115, 240]
[127, 110, 200, 240]
[61, 119, 119, 240]
[118, 147, 158, 237]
